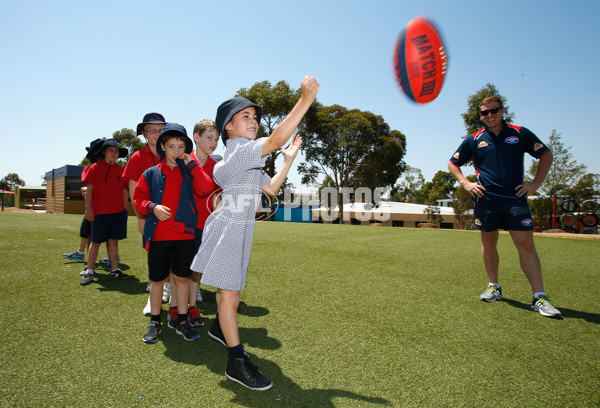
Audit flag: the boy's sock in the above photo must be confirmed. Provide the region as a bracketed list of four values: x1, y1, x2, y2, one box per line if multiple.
[533, 292, 547, 300]
[75, 250, 84, 255]
[177, 312, 188, 325]
[228, 344, 245, 359]
[150, 314, 161, 324]
[489, 283, 500, 288]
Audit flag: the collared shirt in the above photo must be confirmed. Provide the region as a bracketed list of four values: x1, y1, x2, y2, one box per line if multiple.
[82, 161, 127, 215]
[123, 145, 161, 183]
[191, 151, 221, 230]
[449, 122, 550, 202]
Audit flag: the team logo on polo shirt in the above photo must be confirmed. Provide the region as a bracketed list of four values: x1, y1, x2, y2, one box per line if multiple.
[505, 136, 519, 144]
[534, 143, 544, 151]
[453, 152, 460, 159]
[474, 218, 482, 226]
[477, 141, 488, 148]
[521, 218, 533, 227]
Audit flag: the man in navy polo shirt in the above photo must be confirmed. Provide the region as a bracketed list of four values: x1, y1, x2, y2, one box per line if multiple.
[448, 96, 561, 318]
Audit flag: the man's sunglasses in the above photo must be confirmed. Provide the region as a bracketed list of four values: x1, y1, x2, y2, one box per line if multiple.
[480, 107, 501, 116]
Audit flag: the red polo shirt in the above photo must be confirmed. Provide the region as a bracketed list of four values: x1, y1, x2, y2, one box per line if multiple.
[191, 151, 221, 230]
[123, 145, 161, 183]
[82, 161, 127, 215]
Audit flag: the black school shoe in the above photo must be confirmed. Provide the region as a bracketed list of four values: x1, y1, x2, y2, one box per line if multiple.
[225, 353, 273, 391]
[208, 320, 227, 347]
[110, 269, 130, 280]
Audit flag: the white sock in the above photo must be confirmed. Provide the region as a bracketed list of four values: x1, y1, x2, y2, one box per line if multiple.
[75, 250, 84, 255]
[489, 283, 500, 288]
[533, 292, 546, 299]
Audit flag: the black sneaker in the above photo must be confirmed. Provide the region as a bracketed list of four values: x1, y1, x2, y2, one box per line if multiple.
[226, 354, 273, 391]
[188, 306, 205, 328]
[109, 269, 130, 280]
[208, 320, 227, 347]
[176, 320, 199, 341]
[143, 321, 161, 344]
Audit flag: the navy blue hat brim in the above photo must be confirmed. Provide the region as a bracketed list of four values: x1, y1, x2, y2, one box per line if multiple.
[85, 138, 105, 160]
[215, 97, 262, 144]
[156, 123, 193, 158]
[137, 112, 166, 136]
[101, 139, 128, 158]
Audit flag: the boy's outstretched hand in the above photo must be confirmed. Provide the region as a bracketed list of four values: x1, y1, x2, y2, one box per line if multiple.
[281, 136, 303, 161]
[301, 75, 319, 102]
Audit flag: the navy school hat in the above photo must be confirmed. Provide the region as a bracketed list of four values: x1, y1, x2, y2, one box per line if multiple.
[156, 123, 193, 158]
[137, 112, 166, 135]
[101, 139, 128, 158]
[215, 97, 262, 144]
[85, 138, 104, 160]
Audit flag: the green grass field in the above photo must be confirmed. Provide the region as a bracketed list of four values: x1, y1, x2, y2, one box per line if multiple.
[0, 212, 598, 407]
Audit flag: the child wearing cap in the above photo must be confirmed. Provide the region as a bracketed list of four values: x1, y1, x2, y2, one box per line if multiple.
[133, 123, 215, 344]
[80, 139, 131, 285]
[190, 75, 319, 390]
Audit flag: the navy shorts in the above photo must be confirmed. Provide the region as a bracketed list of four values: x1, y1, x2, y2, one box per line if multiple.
[91, 210, 128, 243]
[80, 217, 92, 238]
[147, 240, 195, 282]
[474, 199, 534, 231]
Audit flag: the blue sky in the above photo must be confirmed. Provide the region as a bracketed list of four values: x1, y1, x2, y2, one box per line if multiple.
[1, 0, 598, 191]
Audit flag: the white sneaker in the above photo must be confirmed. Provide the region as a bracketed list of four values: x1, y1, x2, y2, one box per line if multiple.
[143, 296, 151, 316]
[197, 288, 203, 302]
[79, 268, 90, 276]
[162, 283, 171, 304]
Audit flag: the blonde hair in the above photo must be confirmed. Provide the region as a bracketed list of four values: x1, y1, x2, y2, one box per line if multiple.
[480, 96, 503, 109]
[193, 119, 218, 136]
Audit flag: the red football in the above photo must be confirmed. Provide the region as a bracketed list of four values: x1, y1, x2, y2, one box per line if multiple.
[393, 16, 449, 104]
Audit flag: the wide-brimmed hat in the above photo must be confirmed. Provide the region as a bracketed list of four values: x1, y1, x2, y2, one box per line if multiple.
[101, 139, 128, 158]
[156, 123, 193, 158]
[136, 112, 166, 135]
[215, 97, 262, 144]
[85, 138, 104, 160]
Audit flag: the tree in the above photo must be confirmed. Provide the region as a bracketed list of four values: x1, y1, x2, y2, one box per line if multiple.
[452, 174, 477, 229]
[298, 104, 407, 222]
[461, 83, 514, 137]
[113, 128, 144, 161]
[391, 165, 425, 202]
[413, 170, 456, 204]
[0, 173, 25, 190]
[527, 130, 587, 197]
[564, 173, 600, 200]
[236, 80, 320, 177]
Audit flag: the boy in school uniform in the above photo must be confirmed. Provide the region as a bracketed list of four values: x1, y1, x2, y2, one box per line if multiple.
[133, 123, 215, 343]
[191, 76, 319, 390]
[80, 139, 131, 285]
[123, 113, 172, 312]
[183, 119, 222, 328]
[63, 138, 104, 263]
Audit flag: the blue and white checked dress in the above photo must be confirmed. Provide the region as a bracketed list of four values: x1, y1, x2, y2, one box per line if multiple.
[191, 137, 271, 291]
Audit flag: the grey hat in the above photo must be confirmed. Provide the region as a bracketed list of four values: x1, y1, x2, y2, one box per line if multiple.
[215, 97, 262, 144]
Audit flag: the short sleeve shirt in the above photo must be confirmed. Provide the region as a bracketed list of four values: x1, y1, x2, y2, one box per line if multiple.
[123, 145, 161, 183]
[82, 161, 127, 215]
[449, 123, 549, 202]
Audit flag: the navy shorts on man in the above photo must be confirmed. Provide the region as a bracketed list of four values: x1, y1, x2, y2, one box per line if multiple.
[91, 209, 128, 243]
[474, 198, 534, 231]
